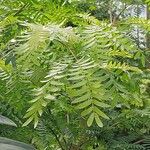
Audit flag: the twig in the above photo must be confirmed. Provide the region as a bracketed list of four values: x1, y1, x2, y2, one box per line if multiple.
[49, 127, 65, 150]
[109, 0, 113, 24]
[14, 3, 29, 16]
[115, 4, 128, 20]
[112, 4, 131, 25]
[133, 139, 145, 144]
[58, 40, 78, 61]
[47, 109, 68, 149]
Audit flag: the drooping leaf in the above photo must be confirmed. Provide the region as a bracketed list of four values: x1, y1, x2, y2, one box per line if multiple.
[0, 115, 17, 127]
[0, 137, 35, 150]
[87, 113, 94, 127]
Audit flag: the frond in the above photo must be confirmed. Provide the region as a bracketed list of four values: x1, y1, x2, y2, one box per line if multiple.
[126, 18, 150, 32]
[83, 24, 138, 54]
[23, 62, 67, 128]
[67, 58, 110, 127]
[21, 21, 145, 128]
[100, 61, 142, 73]
[76, 13, 100, 25]
[142, 137, 150, 150]
[15, 23, 76, 69]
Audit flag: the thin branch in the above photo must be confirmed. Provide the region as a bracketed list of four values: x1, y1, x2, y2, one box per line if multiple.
[115, 4, 128, 20]
[14, 3, 29, 16]
[58, 40, 78, 61]
[133, 139, 145, 144]
[47, 109, 68, 149]
[49, 127, 66, 150]
[112, 4, 131, 24]
[108, 0, 113, 24]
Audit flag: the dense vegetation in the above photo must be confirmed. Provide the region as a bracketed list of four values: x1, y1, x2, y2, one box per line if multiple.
[0, 0, 150, 149]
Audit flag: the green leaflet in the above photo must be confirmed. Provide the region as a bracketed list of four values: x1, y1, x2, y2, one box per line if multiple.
[23, 109, 36, 119]
[92, 92, 105, 100]
[141, 53, 146, 67]
[44, 94, 55, 100]
[91, 82, 101, 88]
[77, 58, 91, 65]
[22, 117, 34, 127]
[93, 100, 110, 108]
[94, 113, 103, 127]
[68, 71, 81, 76]
[99, 74, 110, 82]
[34, 115, 39, 128]
[67, 86, 88, 97]
[71, 80, 87, 88]
[93, 106, 109, 119]
[50, 80, 64, 86]
[81, 107, 93, 117]
[81, 64, 97, 70]
[76, 100, 92, 109]
[78, 61, 95, 67]
[72, 93, 91, 104]
[68, 75, 85, 80]
[48, 86, 60, 92]
[87, 113, 94, 127]
[104, 79, 114, 89]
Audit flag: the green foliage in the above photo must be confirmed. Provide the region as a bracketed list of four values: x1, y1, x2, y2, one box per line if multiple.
[12, 21, 144, 129]
[0, 0, 150, 150]
[145, 0, 150, 6]
[125, 18, 150, 32]
[0, 114, 35, 149]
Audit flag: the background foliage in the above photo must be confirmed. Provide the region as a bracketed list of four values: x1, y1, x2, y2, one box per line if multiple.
[0, 0, 150, 150]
